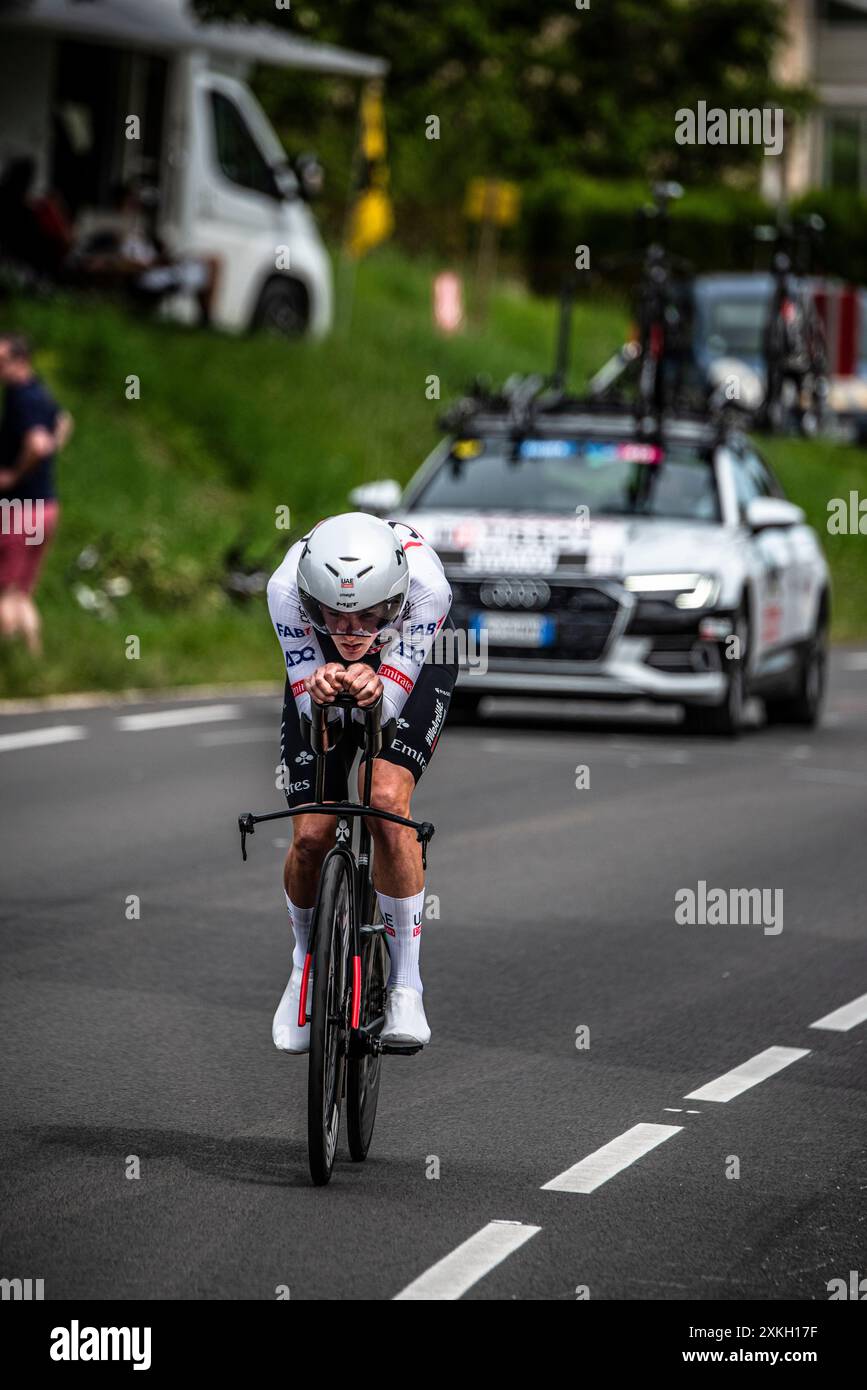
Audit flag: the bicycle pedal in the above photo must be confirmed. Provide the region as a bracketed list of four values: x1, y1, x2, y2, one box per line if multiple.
[379, 1042, 424, 1056]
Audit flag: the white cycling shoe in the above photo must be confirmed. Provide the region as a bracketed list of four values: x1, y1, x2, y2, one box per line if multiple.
[272, 965, 313, 1054]
[381, 985, 431, 1046]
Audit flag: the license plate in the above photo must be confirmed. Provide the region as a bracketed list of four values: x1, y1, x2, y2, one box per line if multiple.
[470, 612, 556, 647]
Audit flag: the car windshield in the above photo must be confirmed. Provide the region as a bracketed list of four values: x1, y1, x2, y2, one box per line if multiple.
[704, 296, 769, 358]
[411, 439, 721, 522]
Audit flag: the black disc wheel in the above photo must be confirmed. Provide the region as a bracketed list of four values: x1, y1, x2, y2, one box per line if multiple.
[346, 923, 389, 1162]
[307, 854, 353, 1186]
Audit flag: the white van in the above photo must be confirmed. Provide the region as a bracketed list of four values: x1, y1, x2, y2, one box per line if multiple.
[0, 0, 387, 336]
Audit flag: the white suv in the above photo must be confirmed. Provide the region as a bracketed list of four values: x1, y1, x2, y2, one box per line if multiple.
[351, 408, 830, 736]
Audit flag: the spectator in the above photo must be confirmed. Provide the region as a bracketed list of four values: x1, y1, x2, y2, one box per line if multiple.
[0, 334, 72, 656]
[0, 158, 71, 279]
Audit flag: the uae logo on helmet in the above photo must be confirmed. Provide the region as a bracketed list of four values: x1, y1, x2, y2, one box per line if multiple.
[340, 577, 355, 590]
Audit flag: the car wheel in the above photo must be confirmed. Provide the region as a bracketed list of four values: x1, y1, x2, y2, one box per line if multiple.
[252, 278, 308, 337]
[682, 607, 748, 738]
[764, 613, 828, 728]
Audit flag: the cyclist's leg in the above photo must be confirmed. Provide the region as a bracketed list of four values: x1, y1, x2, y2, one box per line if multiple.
[357, 657, 457, 1040]
[363, 760, 421, 894]
[360, 656, 457, 895]
[273, 681, 352, 1051]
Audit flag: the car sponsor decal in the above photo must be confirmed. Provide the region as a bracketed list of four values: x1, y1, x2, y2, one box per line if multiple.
[451, 439, 483, 460]
[519, 439, 579, 458]
[762, 602, 783, 645]
[584, 442, 664, 465]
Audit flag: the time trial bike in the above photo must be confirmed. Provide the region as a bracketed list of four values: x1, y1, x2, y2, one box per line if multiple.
[238, 692, 435, 1185]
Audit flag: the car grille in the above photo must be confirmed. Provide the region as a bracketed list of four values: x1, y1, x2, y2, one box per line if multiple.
[450, 579, 622, 663]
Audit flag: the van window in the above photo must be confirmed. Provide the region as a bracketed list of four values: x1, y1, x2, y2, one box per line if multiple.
[209, 91, 275, 197]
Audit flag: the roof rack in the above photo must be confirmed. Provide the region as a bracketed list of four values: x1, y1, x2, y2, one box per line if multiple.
[438, 374, 728, 438]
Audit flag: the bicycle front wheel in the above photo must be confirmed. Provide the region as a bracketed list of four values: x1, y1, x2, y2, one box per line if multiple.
[307, 853, 353, 1186]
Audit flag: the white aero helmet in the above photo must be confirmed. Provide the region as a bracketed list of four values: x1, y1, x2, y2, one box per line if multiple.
[296, 512, 410, 636]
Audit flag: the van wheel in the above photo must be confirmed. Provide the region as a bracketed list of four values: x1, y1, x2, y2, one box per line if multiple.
[252, 278, 308, 336]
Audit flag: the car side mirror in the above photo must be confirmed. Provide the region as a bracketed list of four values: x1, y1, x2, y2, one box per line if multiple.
[745, 497, 805, 531]
[348, 479, 403, 515]
[293, 152, 324, 202]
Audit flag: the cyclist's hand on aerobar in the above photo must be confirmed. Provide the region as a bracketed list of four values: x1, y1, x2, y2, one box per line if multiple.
[306, 663, 346, 704]
[339, 664, 383, 707]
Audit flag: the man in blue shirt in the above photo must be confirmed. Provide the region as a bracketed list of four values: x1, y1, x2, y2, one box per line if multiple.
[0, 334, 72, 655]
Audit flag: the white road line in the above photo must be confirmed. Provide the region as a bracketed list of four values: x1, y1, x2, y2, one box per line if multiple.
[685, 1046, 810, 1103]
[393, 1221, 540, 1301]
[195, 728, 274, 747]
[0, 724, 88, 753]
[541, 1123, 682, 1194]
[116, 704, 241, 732]
[790, 767, 867, 789]
[810, 992, 867, 1033]
[842, 652, 867, 670]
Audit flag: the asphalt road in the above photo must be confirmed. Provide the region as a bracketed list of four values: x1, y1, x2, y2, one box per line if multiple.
[1, 653, 866, 1301]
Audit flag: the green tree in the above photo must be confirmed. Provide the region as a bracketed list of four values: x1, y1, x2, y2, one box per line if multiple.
[194, 0, 806, 249]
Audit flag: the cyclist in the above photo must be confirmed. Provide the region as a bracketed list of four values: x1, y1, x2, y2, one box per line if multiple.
[266, 512, 456, 1053]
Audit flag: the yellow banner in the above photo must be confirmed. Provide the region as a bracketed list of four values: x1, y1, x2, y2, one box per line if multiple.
[346, 82, 394, 259]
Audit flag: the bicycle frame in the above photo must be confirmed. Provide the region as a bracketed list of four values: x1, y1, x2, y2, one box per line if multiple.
[237, 691, 435, 1044]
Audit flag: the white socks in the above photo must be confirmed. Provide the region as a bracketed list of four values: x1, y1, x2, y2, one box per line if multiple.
[286, 887, 427, 991]
[377, 888, 425, 993]
[285, 890, 314, 970]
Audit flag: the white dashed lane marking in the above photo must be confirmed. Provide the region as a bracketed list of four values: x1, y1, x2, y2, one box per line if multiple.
[685, 1046, 810, 1103]
[541, 1123, 682, 1194]
[393, 1221, 540, 1301]
[195, 728, 275, 747]
[115, 704, 241, 731]
[0, 724, 88, 753]
[810, 992, 867, 1032]
[789, 767, 867, 789]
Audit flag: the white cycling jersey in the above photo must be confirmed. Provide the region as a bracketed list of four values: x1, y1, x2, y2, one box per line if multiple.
[267, 520, 453, 723]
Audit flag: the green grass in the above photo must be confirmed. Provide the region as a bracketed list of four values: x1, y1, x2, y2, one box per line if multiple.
[761, 434, 867, 641]
[0, 249, 864, 697]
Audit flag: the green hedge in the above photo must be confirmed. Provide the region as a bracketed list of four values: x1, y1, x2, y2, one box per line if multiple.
[522, 174, 771, 295]
[522, 174, 867, 294]
[791, 190, 867, 285]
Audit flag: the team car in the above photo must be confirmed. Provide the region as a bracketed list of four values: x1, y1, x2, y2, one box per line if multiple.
[349, 382, 830, 736]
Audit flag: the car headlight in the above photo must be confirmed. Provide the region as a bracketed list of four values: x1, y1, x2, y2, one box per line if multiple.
[623, 573, 720, 609]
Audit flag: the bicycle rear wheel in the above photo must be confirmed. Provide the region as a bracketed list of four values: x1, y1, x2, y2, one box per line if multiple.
[307, 853, 353, 1186]
[346, 922, 389, 1161]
